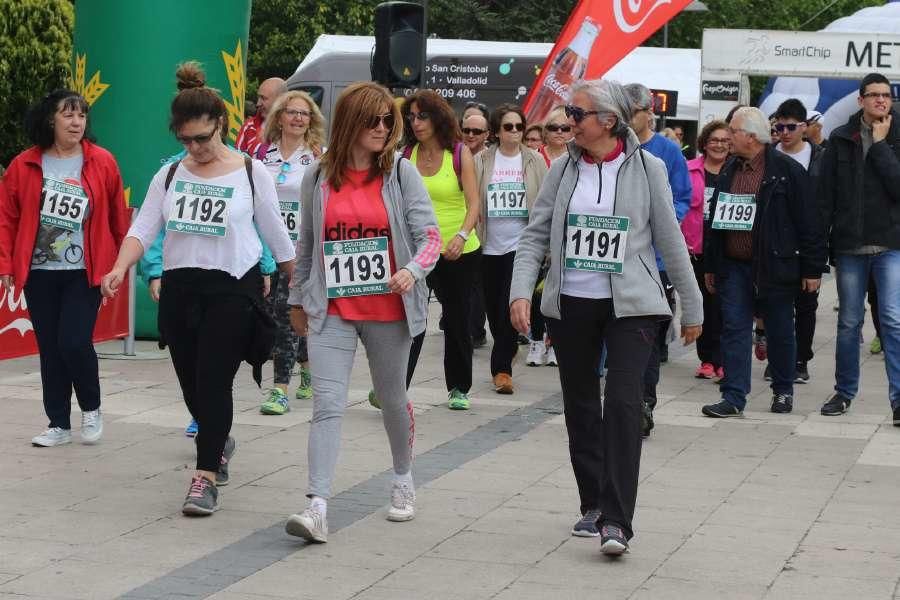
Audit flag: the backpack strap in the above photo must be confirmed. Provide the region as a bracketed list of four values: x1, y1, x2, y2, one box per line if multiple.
[452, 142, 463, 191]
[254, 142, 270, 161]
[402, 145, 413, 160]
[164, 160, 180, 191]
[244, 156, 256, 207]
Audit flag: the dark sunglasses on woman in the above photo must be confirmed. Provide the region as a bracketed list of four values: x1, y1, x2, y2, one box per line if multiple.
[564, 105, 600, 124]
[502, 122, 525, 132]
[462, 127, 486, 136]
[545, 124, 572, 133]
[366, 113, 395, 130]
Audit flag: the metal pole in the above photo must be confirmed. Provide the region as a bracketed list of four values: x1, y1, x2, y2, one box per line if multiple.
[663, 22, 668, 48]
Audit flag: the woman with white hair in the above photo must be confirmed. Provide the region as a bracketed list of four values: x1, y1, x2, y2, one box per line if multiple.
[509, 78, 703, 555]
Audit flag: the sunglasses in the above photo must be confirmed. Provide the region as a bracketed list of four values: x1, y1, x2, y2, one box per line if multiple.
[462, 127, 486, 136]
[366, 113, 395, 130]
[564, 105, 600, 123]
[407, 111, 431, 122]
[545, 124, 572, 133]
[773, 123, 802, 133]
[502, 122, 525, 132]
[284, 108, 311, 119]
[277, 160, 291, 185]
[175, 126, 218, 146]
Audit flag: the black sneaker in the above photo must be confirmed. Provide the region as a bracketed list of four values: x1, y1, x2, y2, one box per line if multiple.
[571, 509, 602, 537]
[764, 365, 773, 381]
[599, 523, 629, 555]
[701, 400, 743, 418]
[795, 362, 810, 384]
[216, 436, 237, 486]
[821, 393, 851, 416]
[517, 334, 530, 346]
[770, 393, 794, 414]
[182, 475, 218, 516]
[892, 406, 900, 427]
[641, 402, 654, 438]
[659, 346, 669, 364]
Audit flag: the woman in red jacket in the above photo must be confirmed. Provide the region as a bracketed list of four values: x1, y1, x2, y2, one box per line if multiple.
[0, 90, 129, 447]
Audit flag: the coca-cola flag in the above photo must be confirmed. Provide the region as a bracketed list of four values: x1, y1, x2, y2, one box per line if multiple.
[523, 0, 695, 124]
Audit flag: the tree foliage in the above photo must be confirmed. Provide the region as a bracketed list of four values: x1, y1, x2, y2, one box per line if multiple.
[0, 0, 74, 166]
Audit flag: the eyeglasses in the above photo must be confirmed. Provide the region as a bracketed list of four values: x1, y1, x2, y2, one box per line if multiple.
[706, 137, 731, 146]
[462, 127, 486, 136]
[283, 108, 311, 119]
[863, 92, 892, 99]
[502, 122, 525, 132]
[773, 123, 803, 133]
[365, 113, 395, 130]
[545, 124, 572, 133]
[407, 111, 431, 122]
[564, 105, 600, 123]
[277, 160, 291, 185]
[175, 126, 218, 146]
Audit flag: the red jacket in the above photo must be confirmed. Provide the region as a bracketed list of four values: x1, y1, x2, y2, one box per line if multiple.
[0, 140, 129, 288]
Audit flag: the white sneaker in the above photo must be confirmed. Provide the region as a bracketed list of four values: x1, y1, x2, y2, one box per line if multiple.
[32, 427, 72, 447]
[526, 340, 545, 366]
[387, 480, 416, 522]
[81, 409, 103, 444]
[545, 346, 558, 367]
[285, 507, 328, 542]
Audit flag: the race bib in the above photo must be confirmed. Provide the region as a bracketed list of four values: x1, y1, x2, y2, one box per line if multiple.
[565, 214, 630, 274]
[280, 200, 300, 241]
[324, 236, 390, 298]
[703, 187, 715, 220]
[486, 182, 527, 218]
[40, 178, 88, 232]
[166, 180, 233, 237]
[711, 192, 756, 230]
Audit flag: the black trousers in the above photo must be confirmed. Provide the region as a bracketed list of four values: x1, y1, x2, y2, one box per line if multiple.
[548, 295, 655, 539]
[159, 268, 257, 472]
[24, 269, 101, 430]
[795, 288, 819, 364]
[482, 251, 518, 375]
[643, 271, 676, 409]
[692, 255, 722, 368]
[470, 271, 487, 340]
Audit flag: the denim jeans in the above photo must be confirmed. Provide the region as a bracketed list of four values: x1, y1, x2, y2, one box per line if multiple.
[834, 251, 900, 409]
[719, 260, 796, 410]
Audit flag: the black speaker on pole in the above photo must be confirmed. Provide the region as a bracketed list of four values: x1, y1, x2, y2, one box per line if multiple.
[371, 1, 426, 88]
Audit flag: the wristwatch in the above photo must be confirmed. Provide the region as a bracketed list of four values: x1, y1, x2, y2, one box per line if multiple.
[455, 230, 469, 241]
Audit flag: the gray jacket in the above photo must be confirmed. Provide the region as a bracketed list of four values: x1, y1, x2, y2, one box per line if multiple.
[288, 157, 441, 337]
[509, 131, 703, 326]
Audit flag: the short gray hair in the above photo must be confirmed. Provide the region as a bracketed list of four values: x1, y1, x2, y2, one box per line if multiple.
[732, 106, 771, 144]
[570, 79, 633, 138]
[623, 83, 653, 112]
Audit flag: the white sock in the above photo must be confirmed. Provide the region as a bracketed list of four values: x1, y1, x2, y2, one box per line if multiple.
[310, 496, 327, 516]
[393, 471, 414, 487]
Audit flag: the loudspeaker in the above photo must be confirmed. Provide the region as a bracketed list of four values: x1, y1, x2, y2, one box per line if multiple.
[371, 1, 425, 88]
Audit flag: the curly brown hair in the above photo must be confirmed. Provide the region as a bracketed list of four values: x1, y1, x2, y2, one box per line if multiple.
[697, 119, 729, 155]
[400, 90, 461, 151]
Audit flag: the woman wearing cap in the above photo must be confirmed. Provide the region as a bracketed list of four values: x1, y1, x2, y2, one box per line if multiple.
[509, 78, 702, 555]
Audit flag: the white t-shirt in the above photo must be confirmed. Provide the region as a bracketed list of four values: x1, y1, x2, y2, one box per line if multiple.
[776, 141, 812, 171]
[128, 159, 295, 279]
[483, 151, 528, 256]
[561, 152, 626, 299]
[260, 143, 315, 241]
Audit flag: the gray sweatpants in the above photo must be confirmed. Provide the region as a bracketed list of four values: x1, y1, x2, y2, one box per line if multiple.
[307, 314, 414, 498]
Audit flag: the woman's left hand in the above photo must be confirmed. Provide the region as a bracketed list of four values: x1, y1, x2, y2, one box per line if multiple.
[388, 268, 415, 295]
[444, 235, 465, 261]
[681, 324, 702, 346]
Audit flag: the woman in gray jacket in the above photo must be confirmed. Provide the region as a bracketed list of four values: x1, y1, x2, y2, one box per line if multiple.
[285, 82, 440, 543]
[509, 79, 703, 555]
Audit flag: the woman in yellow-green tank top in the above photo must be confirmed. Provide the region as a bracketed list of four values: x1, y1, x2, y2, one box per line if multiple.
[401, 90, 481, 410]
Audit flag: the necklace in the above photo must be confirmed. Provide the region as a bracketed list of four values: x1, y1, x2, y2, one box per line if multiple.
[418, 145, 441, 167]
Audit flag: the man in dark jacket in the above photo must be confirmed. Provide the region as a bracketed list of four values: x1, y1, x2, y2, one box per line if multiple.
[701, 107, 826, 418]
[819, 72, 900, 424]
[771, 98, 827, 384]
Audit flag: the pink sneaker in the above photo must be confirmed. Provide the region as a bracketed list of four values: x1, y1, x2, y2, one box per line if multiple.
[695, 362, 716, 379]
[713, 367, 725, 382]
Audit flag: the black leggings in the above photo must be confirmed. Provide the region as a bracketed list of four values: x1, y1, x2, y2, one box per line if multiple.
[482, 251, 518, 375]
[159, 268, 258, 472]
[24, 269, 101, 430]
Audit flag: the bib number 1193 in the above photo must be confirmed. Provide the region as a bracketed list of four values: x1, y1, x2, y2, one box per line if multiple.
[323, 237, 390, 298]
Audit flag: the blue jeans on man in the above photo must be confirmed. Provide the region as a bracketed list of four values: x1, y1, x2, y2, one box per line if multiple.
[834, 251, 900, 410]
[719, 259, 796, 410]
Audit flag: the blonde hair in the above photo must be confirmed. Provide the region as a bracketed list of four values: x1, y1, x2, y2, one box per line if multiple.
[262, 90, 325, 155]
[320, 82, 402, 191]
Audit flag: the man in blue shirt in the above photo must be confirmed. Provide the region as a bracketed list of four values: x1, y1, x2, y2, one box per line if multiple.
[624, 83, 692, 437]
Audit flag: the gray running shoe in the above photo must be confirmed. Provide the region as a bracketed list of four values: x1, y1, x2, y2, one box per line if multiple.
[81, 409, 103, 444]
[387, 481, 416, 522]
[182, 476, 218, 516]
[600, 523, 629, 555]
[216, 437, 236, 486]
[286, 507, 328, 542]
[32, 427, 71, 447]
[572, 509, 602, 537]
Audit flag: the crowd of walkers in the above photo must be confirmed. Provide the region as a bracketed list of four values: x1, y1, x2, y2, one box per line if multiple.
[1, 64, 899, 557]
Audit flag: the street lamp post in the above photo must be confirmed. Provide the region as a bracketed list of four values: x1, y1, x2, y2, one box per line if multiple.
[663, 0, 709, 48]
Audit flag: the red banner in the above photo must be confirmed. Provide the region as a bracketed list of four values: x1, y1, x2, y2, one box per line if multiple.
[523, 0, 694, 124]
[0, 274, 130, 360]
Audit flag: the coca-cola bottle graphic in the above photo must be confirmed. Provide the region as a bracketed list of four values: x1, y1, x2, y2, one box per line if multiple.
[526, 18, 600, 125]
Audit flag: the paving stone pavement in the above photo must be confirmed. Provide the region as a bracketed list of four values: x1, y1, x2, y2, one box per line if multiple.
[1, 277, 900, 599]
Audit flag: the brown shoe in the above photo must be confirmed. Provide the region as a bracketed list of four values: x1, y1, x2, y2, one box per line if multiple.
[493, 373, 514, 394]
